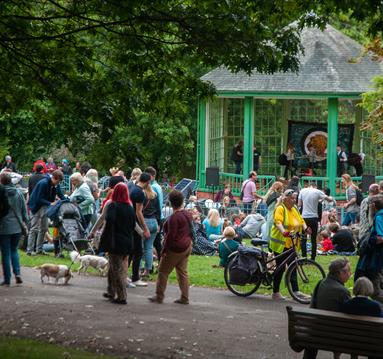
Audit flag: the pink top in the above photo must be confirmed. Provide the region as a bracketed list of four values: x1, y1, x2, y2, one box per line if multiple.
[242, 180, 256, 203]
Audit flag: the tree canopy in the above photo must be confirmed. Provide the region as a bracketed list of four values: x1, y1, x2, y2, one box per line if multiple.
[1, 1, 382, 173]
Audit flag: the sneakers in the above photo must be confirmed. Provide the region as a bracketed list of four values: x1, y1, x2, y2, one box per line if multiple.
[132, 280, 148, 287]
[15, 276, 23, 285]
[0, 282, 10, 287]
[271, 292, 286, 301]
[174, 298, 189, 305]
[126, 282, 136, 288]
[293, 291, 310, 300]
[148, 296, 163, 304]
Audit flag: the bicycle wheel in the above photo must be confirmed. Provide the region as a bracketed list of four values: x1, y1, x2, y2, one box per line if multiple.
[224, 253, 262, 297]
[285, 258, 325, 304]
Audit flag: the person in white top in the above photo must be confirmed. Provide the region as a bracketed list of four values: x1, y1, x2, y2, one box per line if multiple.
[298, 183, 333, 260]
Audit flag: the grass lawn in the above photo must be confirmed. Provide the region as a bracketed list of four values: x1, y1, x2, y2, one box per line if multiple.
[19, 250, 358, 297]
[0, 336, 117, 359]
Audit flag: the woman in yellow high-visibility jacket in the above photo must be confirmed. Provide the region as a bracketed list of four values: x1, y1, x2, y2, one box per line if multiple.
[269, 189, 311, 301]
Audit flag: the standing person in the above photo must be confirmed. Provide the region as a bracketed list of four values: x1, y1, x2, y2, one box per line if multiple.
[241, 171, 263, 214]
[27, 170, 65, 255]
[61, 159, 73, 176]
[253, 145, 261, 173]
[99, 183, 135, 305]
[263, 181, 284, 241]
[359, 184, 379, 243]
[269, 189, 311, 301]
[0, 173, 28, 286]
[307, 145, 317, 175]
[284, 143, 296, 179]
[69, 173, 95, 229]
[298, 183, 333, 261]
[129, 172, 151, 287]
[141, 183, 160, 278]
[356, 195, 383, 305]
[80, 162, 92, 177]
[27, 164, 46, 199]
[231, 140, 243, 175]
[46, 157, 58, 173]
[341, 174, 359, 226]
[337, 145, 348, 177]
[33, 158, 47, 174]
[148, 190, 193, 304]
[1, 155, 17, 173]
[145, 166, 164, 264]
[127, 168, 142, 193]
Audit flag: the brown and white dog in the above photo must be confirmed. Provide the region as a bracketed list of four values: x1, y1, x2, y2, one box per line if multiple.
[70, 251, 108, 276]
[36, 264, 73, 285]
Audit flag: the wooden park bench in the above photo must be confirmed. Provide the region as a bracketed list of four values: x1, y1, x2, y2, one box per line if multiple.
[286, 305, 383, 358]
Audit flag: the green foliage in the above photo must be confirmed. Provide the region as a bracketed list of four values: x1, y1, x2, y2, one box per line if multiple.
[0, 1, 382, 173]
[360, 75, 383, 150]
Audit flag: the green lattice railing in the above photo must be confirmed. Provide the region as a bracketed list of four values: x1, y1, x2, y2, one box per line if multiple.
[199, 171, 276, 196]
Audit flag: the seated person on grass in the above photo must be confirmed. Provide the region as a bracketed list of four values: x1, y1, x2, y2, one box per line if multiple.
[328, 223, 355, 252]
[235, 212, 265, 240]
[317, 230, 334, 252]
[218, 226, 240, 267]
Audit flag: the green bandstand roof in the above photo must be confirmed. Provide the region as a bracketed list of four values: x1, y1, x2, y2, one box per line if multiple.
[201, 25, 383, 96]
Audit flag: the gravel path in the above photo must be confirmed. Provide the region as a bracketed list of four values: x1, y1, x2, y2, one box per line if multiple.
[0, 267, 332, 358]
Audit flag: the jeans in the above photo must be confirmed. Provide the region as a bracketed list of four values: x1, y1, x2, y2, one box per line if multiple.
[27, 206, 48, 253]
[0, 233, 21, 284]
[142, 218, 158, 270]
[342, 211, 357, 226]
[243, 201, 253, 214]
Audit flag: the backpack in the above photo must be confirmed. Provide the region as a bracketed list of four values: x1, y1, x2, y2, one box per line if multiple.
[355, 188, 364, 206]
[278, 153, 288, 165]
[0, 185, 10, 219]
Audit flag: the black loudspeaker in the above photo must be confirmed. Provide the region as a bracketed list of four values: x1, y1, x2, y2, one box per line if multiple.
[205, 167, 220, 187]
[361, 174, 376, 193]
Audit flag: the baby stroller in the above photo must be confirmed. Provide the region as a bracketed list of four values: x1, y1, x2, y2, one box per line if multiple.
[47, 200, 94, 255]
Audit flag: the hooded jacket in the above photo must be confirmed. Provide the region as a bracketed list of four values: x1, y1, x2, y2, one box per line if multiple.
[0, 185, 28, 235]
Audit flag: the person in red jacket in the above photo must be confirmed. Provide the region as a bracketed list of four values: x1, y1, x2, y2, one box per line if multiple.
[148, 190, 193, 305]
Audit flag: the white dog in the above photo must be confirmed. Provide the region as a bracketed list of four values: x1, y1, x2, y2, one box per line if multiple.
[70, 251, 108, 276]
[36, 264, 73, 285]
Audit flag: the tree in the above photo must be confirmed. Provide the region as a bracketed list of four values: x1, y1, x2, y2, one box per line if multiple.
[1, 1, 381, 173]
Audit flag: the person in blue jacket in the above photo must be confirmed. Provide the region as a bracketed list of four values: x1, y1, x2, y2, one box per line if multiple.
[27, 170, 65, 255]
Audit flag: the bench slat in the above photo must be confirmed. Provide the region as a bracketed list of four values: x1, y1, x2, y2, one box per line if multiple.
[290, 318, 383, 340]
[292, 339, 383, 357]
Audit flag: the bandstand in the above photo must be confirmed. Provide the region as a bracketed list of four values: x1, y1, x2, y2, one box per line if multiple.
[196, 25, 383, 200]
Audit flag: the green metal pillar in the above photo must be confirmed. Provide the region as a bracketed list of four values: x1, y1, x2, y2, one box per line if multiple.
[327, 98, 339, 196]
[243, 97, 254, 179]
[197, 99, 207, 187]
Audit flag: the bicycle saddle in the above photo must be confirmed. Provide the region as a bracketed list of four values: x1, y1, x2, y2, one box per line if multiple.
[251, 239, 269, 247]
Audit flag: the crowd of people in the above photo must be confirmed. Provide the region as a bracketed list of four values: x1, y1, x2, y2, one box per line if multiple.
[0, 154, 383, 315]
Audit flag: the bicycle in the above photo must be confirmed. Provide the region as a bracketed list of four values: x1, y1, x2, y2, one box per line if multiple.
[223, 232, 325, 304]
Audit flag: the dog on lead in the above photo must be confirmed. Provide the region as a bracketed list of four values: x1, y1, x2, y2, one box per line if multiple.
[36, 264, 73, 285]
[70, 251, 108, 276]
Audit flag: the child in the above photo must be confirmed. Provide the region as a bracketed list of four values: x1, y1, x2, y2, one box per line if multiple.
[218, 226, 240, 267]
[318, 230, 334, 252]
